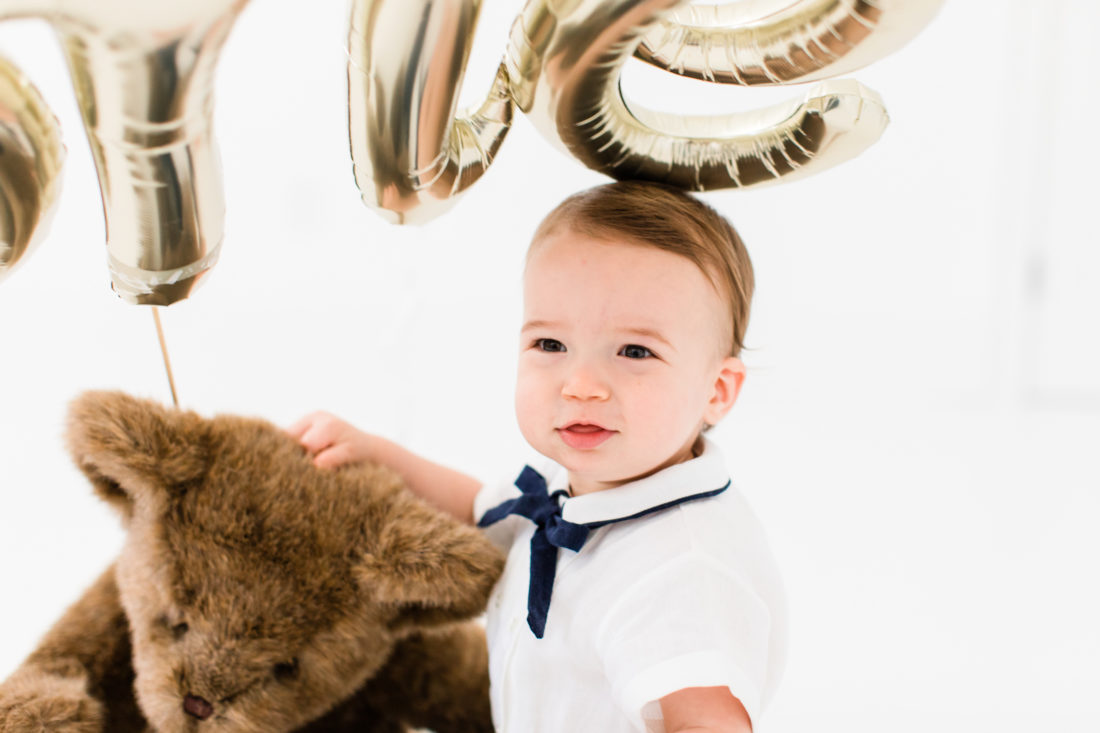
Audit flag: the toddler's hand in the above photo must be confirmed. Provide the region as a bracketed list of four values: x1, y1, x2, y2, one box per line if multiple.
[286, 411, 375, 469]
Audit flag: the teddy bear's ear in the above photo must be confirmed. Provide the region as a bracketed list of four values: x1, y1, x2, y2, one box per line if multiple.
[357, 492, 504, 629]
[65, 390, 209, 518]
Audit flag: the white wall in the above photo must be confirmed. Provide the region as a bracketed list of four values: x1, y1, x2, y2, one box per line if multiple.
[1, 1, 1097, 731]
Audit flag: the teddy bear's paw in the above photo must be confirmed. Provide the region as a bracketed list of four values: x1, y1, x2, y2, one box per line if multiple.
[0, 672, 105, 733]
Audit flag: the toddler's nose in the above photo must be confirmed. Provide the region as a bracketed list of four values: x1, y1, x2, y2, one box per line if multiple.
[561, 361, 610, 400]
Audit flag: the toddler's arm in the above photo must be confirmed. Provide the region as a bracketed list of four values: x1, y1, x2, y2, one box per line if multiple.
[287, 412, 480, 524]
[659, 686, 752, 733]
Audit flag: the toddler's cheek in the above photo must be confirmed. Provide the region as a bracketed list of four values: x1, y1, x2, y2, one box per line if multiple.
[643, 396, 700, 449]
[513, 380, 545, 443]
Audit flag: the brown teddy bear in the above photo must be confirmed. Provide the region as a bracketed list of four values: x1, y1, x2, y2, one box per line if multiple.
[0, 391, 504, 733]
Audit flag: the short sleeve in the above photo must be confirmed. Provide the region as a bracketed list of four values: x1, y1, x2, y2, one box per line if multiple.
[594, 552, 773, 728]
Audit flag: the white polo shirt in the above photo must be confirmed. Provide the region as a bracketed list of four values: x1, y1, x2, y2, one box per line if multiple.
[472, 438, 787, 733]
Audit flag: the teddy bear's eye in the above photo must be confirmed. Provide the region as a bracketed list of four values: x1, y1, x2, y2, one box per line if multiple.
[157, 614, 190, 641]
[273, 659, 299, 682]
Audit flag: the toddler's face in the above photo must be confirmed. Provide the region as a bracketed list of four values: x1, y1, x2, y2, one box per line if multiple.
[515, 229, 743, 495]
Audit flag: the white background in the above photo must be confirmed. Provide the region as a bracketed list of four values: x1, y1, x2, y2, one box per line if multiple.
[1, 1, 1097, 731]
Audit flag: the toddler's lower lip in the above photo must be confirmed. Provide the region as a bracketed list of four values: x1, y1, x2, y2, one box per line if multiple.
[558, 425, 615, 450]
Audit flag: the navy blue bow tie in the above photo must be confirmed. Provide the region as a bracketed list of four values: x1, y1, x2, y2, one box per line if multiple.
[478, 466, 586, 638]
[478, 465, 729, 638]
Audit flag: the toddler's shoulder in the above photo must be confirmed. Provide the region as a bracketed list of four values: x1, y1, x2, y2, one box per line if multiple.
[674, 483, 776, 557]
[600, 483, 784, 605]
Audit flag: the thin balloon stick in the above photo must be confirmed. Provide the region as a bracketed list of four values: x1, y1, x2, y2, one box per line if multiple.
[152, 307, 180, 408]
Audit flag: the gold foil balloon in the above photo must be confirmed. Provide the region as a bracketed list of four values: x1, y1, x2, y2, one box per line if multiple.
[348, 0, 943, 219]
[348, 0, 514, 225]
[0, 0, 250, 304]
[634, 0, 946, 85]
[0, 54, 63, 282]
[506, 0, 889, 190]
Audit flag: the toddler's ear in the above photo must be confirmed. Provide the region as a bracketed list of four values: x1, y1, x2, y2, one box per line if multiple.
[356, 492, 504, 630]
[704, 356, 746, 426]
[65, 390, 209, 519]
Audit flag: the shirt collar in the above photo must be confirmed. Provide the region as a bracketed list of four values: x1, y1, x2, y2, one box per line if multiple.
[552, 437, 731, 526]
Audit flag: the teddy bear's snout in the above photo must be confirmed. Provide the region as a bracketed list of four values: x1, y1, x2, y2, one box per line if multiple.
[184, 693, 215, 720]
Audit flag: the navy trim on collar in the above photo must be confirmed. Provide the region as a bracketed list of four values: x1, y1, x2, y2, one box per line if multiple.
[582, 481, 732, 529]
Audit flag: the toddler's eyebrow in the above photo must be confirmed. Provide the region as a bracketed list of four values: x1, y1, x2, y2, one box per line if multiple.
[521, 319, 559, 333]
[619, 327, 674, 351]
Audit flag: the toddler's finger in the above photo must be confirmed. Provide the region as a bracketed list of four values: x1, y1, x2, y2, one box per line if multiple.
[285, 413, 321, 440]
[313, 443, 354, 470]
[298, 422, 339, 456]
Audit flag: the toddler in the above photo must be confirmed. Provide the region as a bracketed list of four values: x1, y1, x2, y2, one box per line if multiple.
[288, 181, 786, 732]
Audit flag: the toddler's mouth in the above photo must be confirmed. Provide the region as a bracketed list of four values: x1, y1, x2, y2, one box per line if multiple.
[557, 423, 615, 450]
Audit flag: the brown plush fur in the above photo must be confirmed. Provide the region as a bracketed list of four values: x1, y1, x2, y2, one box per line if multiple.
[0, 391, 503, 733]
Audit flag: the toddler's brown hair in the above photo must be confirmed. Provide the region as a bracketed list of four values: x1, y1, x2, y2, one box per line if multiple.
[531, 181, 754, 357]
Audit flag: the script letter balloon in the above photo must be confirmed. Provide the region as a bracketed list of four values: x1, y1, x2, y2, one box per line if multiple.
[0, 0, 251, 304]
[348, 0, 514, 224]
[634, 0, 945, 85]
[0, 54, 64, 282]
[507, 0, 889, 190]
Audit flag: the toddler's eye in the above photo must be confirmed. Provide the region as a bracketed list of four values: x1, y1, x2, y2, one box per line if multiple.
[619, 344, 654, 359]
[535, 338, 566, 353]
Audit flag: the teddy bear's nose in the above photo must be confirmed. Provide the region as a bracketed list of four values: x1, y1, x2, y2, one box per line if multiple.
[183, 694, 214, 720]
